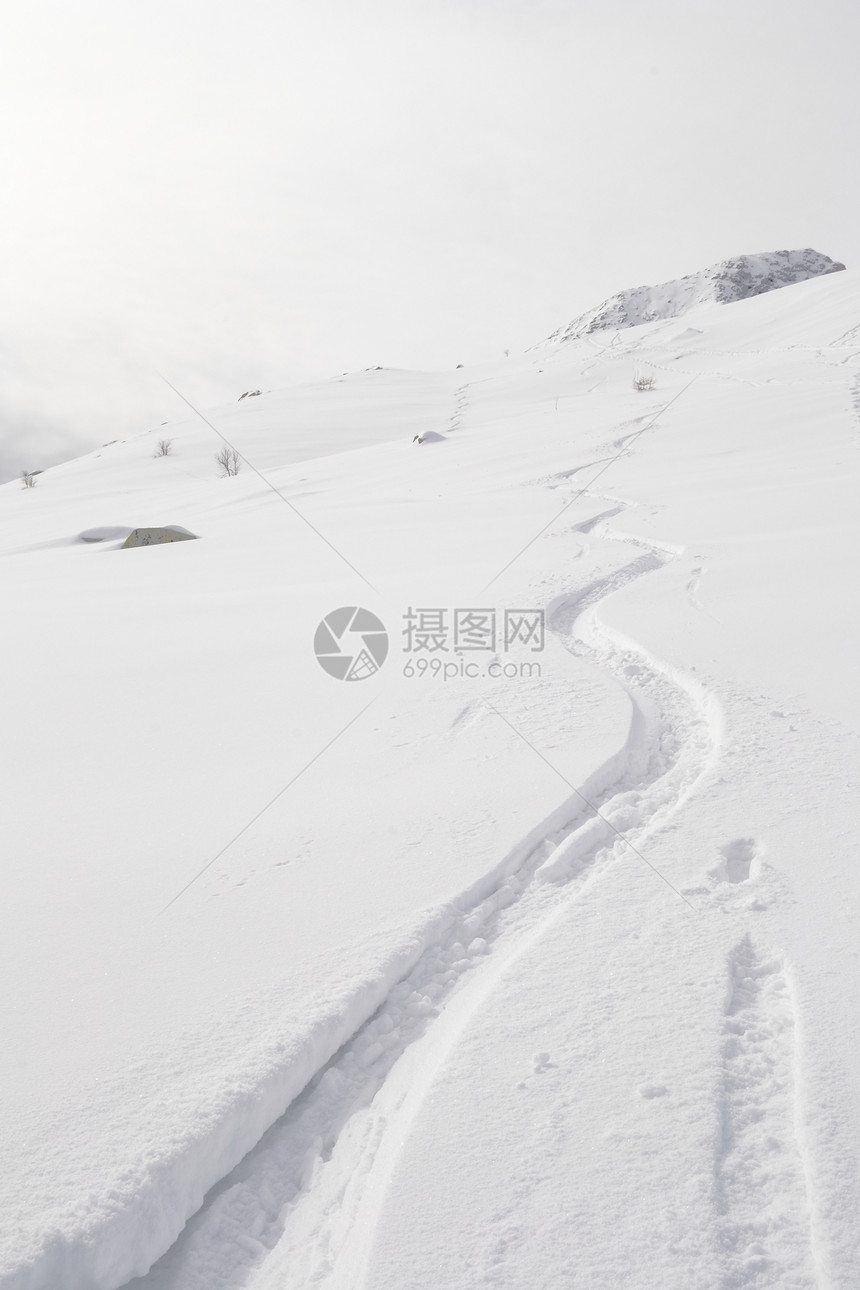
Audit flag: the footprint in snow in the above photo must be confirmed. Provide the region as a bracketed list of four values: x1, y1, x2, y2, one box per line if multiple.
[637, 1083, 668, 1099]
[710, 837, 761, 885]
[517, 1053, 556, 1088]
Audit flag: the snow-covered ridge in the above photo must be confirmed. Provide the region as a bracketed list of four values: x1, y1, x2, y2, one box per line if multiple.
[546, 248, 845, 342]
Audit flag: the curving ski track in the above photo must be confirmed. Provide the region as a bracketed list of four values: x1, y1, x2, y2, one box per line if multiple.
[129, 505, 722, 1290]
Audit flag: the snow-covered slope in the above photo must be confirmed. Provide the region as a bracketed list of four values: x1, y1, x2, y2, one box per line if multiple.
[2, 263, 860, 1290]
[546, 247, 845, 341]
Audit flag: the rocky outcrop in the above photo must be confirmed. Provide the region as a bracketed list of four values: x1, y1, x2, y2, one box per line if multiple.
[546, 248, 845, 343]
[121, 526, 198, 549]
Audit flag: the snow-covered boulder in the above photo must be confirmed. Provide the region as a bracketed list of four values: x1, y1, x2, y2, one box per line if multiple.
[546, 248, 845, 342]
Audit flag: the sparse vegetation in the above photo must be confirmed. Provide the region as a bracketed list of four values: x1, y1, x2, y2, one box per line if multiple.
[154, 439, 173, 457]
[633, 371, 655, 391]
[215, 446, 241, 477]
[21, 471, 37, 489]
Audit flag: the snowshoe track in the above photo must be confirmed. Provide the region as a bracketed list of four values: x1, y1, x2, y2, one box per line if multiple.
[715, 936, 820, 1289]
[127, 506, 721, 1290]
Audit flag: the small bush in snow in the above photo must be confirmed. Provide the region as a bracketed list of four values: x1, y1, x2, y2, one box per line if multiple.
[154, 439, 173, 457]
[21, 470, 37, 489]
[633, 372, 655, 391]
[215, 446, 241, 477]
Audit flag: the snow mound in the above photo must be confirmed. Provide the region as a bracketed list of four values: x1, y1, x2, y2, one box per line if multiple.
[79, 526, 136, 543]
[546, 248, 845, 341]
[413, 431, 446, 445]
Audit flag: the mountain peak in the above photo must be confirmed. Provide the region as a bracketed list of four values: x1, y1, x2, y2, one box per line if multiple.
[547, 248, 846, 343]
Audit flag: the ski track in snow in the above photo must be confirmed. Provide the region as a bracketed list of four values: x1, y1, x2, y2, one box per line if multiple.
[569, 326, 860, 394]
[448, 384, 469, 433]
[829, 321, 860, 348]
[129, 491, 726, 1290]
[850, 373, 860, 427]
[715, 936, 820, 1289]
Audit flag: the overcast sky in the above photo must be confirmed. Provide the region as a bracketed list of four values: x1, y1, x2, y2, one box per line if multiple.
[1, 0, 857, 482]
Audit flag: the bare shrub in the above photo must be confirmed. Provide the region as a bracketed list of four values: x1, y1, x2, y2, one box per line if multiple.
[154, 439, 173, 457]
[215, 446, 241, 477]
[21, 471, 37, 489]
[633, 371, 655, 391]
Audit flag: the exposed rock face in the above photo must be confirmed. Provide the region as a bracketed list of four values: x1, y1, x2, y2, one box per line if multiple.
[120, 526, 197, 549]
[547, 249, 846, 343]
